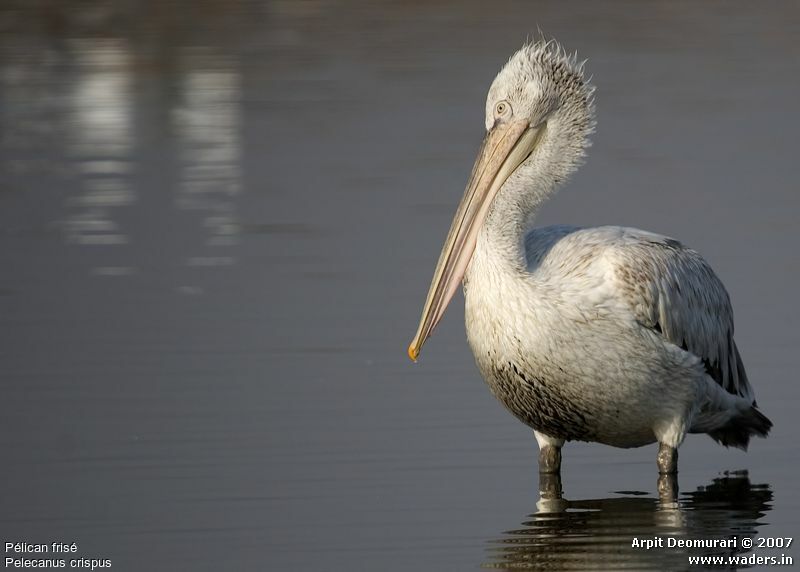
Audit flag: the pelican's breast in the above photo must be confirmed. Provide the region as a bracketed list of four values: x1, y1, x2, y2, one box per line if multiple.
[464, 225, 604, 441]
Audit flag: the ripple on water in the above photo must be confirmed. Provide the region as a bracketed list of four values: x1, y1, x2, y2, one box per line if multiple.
[483, 472, 772, 571]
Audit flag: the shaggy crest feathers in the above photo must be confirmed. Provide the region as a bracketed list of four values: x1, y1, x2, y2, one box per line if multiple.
[491, 40, 596, 139]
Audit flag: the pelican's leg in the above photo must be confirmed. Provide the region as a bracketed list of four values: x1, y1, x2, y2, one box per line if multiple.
[539, 445, 562, 473]
[657, 473, 679, 503]
[657, 442, 678, 474]
[534, 431, 564, 474]
[539, 471, 563, 500]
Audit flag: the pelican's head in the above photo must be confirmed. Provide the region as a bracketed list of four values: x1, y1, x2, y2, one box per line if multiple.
[408, 40, 595, 362]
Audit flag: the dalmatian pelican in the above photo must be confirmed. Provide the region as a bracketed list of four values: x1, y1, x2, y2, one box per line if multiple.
[408, 40, 771, 476]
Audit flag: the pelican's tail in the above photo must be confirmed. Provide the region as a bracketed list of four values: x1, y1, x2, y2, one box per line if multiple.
[706, 406, 773, 451]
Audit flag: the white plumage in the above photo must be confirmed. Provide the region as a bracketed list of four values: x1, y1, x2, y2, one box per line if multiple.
[409, 40, 771, 476]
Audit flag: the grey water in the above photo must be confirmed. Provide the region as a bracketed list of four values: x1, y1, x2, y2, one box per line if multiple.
[1, 1, 798, 570]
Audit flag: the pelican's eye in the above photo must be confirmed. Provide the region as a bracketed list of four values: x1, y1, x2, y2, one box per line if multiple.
[495, 100, 511, 118]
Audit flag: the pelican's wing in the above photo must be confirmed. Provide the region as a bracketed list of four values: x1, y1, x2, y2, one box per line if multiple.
[607, 228, 753, 401]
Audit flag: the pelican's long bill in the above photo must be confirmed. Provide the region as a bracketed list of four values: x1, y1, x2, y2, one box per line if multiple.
[408, 119, 544, 362]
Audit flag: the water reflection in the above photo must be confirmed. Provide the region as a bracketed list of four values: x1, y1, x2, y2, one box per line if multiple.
[484, 472, 772, 571]
[65, 38, 134, 246]
[57, 38, 243, 282]
[174, 47, 241, 262]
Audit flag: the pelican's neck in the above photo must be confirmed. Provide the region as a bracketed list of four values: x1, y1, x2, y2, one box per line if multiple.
[469, 117, 589, 278]
[470, 164, 558, 277]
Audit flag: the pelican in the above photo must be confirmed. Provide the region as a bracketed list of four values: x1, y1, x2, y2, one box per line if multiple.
[408, 40, 771, 477]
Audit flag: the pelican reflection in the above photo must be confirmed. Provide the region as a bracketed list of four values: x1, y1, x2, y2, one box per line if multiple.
[484, 472, 772, 571]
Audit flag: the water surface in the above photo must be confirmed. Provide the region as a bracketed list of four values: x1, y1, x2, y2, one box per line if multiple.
[1, 1, 798, 570]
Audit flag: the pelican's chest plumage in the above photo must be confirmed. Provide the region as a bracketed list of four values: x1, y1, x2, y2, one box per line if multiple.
[466, 296, 587, 441]
[463, 239, 599, 442]
[462, 230, 664, 447]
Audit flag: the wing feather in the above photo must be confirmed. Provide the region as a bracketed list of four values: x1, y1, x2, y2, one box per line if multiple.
[607, 228, 753, 401]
